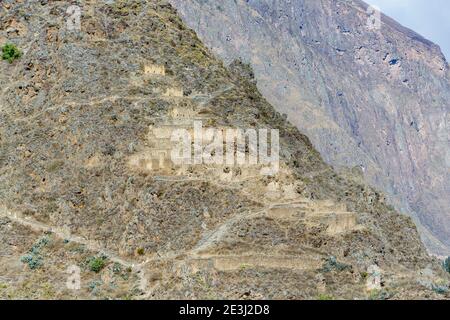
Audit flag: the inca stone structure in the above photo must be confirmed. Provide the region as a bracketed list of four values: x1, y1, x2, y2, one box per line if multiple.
[169, 0, 450, 255]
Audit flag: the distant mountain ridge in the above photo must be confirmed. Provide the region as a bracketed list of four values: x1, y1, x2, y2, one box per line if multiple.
[354, 0, 446, 50]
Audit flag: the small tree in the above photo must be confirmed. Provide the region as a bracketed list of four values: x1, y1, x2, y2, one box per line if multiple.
[1, 43, 22, 63]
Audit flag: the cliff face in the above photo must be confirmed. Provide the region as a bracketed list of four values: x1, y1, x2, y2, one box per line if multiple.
[0, 0, 448, 299]
[169, 0, 450, 255]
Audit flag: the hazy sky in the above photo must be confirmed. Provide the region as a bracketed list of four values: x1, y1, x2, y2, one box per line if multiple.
[367, 0, 450, 60]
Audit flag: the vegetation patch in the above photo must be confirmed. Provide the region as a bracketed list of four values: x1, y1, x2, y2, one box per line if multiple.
[1, 43, 22, 63]
[431, 284, 449, 295]
[20, 237, 50, 270]
[20, 254, 43, 270]
[320, 256, 351, 273]
[443, 257, 450, 274]
[317, 294, 334, 300]
[368, 289, 393, 300]
[87, 255, 107, 273]
[88, 280, 103, 295]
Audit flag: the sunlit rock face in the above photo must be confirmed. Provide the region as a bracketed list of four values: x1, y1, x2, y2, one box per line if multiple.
[170, 0, 450, 254]
[0, 0, 449, 299]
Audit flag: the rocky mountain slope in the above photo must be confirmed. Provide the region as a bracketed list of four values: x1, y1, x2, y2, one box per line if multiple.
[0, 0, 448, 299]
[169, 0, 450, 255]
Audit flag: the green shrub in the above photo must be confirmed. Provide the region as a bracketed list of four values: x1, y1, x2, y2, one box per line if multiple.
[443, 257, 450, 273]
[320, 256, 351, 273]
[1, 43, 22, 63]
[30, 237, 50, 254]
[20, 237, 49, 270]
[88, 256, 107, 273]
[21, 254, 43, 270]
[431, 284, 449, 295]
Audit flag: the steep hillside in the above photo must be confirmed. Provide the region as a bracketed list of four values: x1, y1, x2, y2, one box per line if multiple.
[169, 0, 450, 255]
[0, 0, 448, 299]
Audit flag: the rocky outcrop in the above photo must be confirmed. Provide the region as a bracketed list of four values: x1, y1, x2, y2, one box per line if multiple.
[0, 0, 448, 299]
[169, 0, 450, 255]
